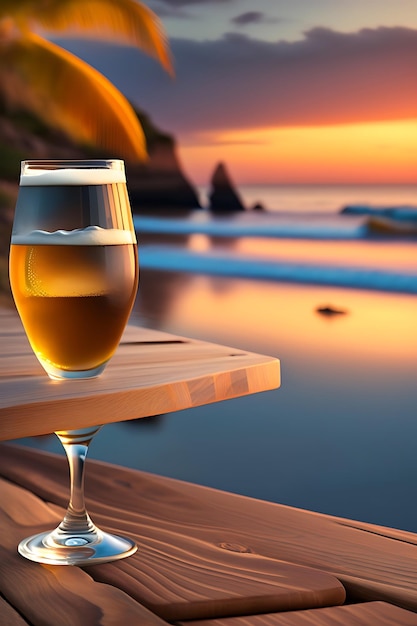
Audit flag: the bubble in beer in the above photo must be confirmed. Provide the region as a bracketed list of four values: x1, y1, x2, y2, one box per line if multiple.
[13, 227, 136, 298]
[9, 227, 138, 373]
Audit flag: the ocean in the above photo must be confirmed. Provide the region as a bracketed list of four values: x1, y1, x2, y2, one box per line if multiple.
[14, 184, 417, 533]
[136, 183, 417, 294]
[216, 183, 417, 214]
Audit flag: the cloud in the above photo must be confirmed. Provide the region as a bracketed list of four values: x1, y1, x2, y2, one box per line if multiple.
[147, 0, 236, 20]
[55, 26, 417, 137]
[150, 0, 235, 6]
[231, 11, 271, 26]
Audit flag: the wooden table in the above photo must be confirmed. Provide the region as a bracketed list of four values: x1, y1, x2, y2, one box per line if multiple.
[0, 306, 280, 440]
[1, 307, 417, 625]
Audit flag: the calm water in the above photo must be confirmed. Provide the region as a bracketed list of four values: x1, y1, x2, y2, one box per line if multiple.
[15, 184, 417, 532]
[199, 182, 417, 214]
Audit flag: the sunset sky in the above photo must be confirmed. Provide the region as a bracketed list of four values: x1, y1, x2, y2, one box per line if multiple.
[56, 0, 417, 186]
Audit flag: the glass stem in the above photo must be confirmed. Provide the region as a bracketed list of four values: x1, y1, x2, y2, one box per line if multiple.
[55, 427, 101, 537]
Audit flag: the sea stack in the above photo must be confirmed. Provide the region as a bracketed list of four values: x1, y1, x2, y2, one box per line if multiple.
[208, 162, 245, 212]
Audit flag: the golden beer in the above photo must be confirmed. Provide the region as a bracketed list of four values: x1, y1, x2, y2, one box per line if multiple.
[10, 232, 138, 376]
[10, 159, 139, 380]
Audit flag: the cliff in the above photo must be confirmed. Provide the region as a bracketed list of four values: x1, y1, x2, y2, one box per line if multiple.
[127, 111, 201, 212]
[0, 107, 201, 298]
[0, 107, 201, 211]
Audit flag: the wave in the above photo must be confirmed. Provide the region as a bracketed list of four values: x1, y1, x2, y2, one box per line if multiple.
[139, 245, 417, 295]
[134, 210, 417, 294]
[342, 205, 417, 236]
[134, 212, 368, 240]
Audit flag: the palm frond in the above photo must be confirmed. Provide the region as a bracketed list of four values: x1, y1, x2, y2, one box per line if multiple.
[1, 32, 148, 161]
[2, 0, 173, 75]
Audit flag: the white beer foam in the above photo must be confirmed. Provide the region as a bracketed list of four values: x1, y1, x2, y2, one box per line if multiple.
[20, 167, 126, 186]
[12, 226, 136, 245]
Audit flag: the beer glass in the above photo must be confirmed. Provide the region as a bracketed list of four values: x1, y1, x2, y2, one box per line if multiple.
[9, 159, 139, 565]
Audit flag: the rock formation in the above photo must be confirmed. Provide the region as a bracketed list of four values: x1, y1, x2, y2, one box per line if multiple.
[252, 202, 265, 211]
[0, 107, 202, 299]
[208, 162, 245, 212]
[316, 305, 348, 317]
[127, 110, 201, 212]
[0, 108, 201, 212]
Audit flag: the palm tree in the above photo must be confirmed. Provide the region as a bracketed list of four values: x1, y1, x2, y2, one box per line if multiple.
[0, 0, 172, 161]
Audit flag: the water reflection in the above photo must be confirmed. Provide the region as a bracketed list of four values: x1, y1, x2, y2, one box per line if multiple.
[233, 237, 417, 272]
[150, 273, 417, 368]
[133, 267, 194, 328]
[14, 263, 417, 533]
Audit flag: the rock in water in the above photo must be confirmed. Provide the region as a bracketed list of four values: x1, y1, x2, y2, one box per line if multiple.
[252, 202, 265, 211]
[208, 162, 245, 212]
[316, 305, 348, 317]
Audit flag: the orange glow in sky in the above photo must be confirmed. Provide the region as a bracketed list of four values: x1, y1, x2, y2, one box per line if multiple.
[178, 119, 417, 185]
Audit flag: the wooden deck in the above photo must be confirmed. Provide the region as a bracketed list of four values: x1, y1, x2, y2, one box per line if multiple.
[1, 306, 417, 624]
[1, 445, 417, 625]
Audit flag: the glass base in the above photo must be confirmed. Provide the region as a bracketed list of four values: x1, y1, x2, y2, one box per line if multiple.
[18, 528, 137, 566]
[40, 361, 108, 380]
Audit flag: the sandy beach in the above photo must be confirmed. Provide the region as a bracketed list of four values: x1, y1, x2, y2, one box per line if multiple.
[17, 264, 417, 534]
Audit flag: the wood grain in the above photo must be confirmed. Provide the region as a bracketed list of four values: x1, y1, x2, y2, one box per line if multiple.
[0, 596, 29, 626]
[0, 308, 280, 440]
[0, 446, 345, 622]
[0, 477, 171, 626]
[3, 444, 417, 617]
[179, 602, 417, 625]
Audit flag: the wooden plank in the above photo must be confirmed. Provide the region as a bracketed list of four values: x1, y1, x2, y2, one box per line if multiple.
[0, 446, 345, 622]
[0, 308, 280, 440]
[4, 444, 417, 616]
[0, 596, 29, 626]
[0, 477, 171, 626]
[178, 602, 417, 625]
